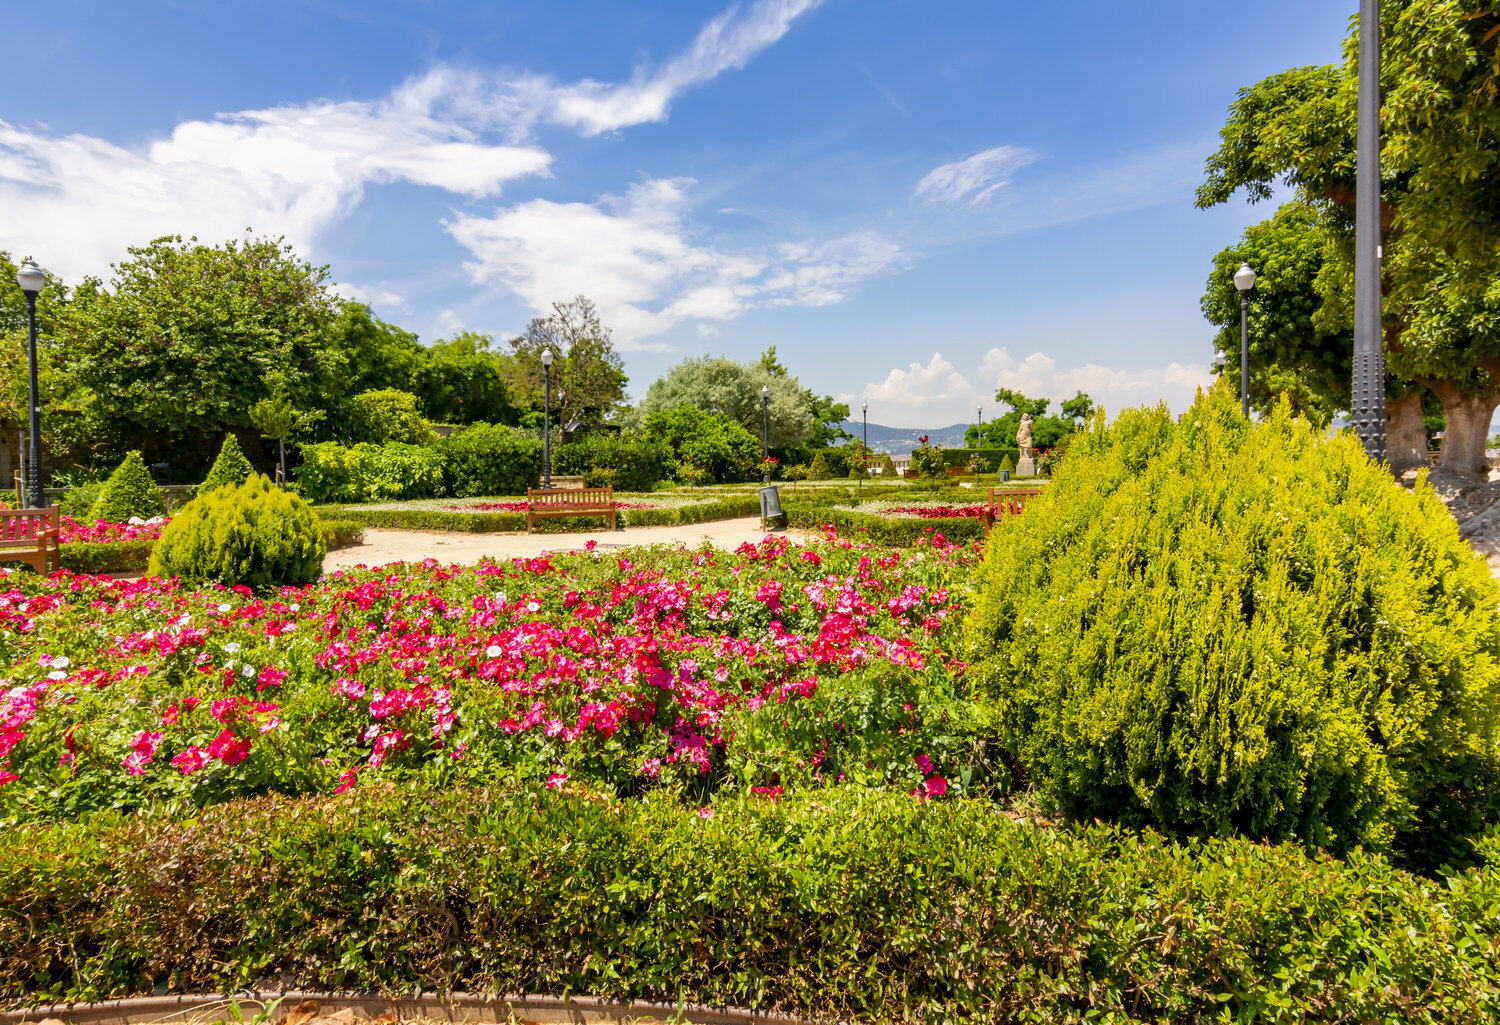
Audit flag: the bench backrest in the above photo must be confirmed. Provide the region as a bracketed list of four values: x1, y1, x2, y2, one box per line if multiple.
[987, 488, 1039, 516]
[526, 486, 614, 508]
[0, 506, 60, 548]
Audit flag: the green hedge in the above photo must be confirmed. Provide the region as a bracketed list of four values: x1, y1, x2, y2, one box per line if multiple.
[3, 788, 1497, 1021]
[52, 520, 364, 576]
[323, 495, 764, 533]
[920, 447, 1022, 471]
[554, 436, 673, 492]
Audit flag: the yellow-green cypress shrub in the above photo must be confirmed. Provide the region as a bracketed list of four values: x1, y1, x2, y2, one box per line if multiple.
[149, 474, 325, 590]
[964, 383, 1500, 859]
[199, 434, 254, 494]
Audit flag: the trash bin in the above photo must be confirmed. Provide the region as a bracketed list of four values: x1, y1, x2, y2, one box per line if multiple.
[758, 485, 783, 531]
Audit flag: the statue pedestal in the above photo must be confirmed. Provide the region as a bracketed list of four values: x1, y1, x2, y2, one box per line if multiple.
[1016, 456, 1036, 477]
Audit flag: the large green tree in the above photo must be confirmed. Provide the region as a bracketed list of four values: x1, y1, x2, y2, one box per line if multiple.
[967, 388, 1088, 451]
[638, 352, 812, 448]
[507, 296, 628, 427]
[410, 331, 517, 426]
[1197, 1, 1500, 475]
[56, 235, 339, 455]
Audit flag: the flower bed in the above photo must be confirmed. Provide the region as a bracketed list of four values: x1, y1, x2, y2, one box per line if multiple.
[58, 515, 169, 545]
[0, 533, 979, 820]
[443, 500, 658, 513]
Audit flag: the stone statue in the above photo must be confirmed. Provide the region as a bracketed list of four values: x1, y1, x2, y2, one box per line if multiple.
[1016, 413, 1034, 462]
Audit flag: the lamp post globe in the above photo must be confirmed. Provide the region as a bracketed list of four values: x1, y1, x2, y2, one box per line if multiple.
[760, 384, 771, 483]
[15, 258, 45, 509]
[1234, 263, 1256, 417]
[540, 349, 554, 490]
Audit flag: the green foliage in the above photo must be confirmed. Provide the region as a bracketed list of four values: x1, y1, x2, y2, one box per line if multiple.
[506, 296, 628, 425]
[58, 539, 157, 575]
[807, 452, 834, 480]
[910, 446, 948, 480]
[59, 483, 102, 520]
[409, 331, 517, 425]
[877, 452, 899, 477]
[89, 452, 166, 523]
[998, 453, 1015, 474]
[148, 475, 325, 590]
[54, 235, 338, 450]
[638, 353, 813, 447]
[784, 505, 987, 546]
[554, 435, 672, 492]
[199, 435, 255, 495]
[294, 442, 445, 504]
[642, 405, 760, 484]
[964, 385, 1500, 860]
[440, 423, 543, 497]
[973, 390, 1081, 452]
[342, 388, 433, 445]
[925, 447, 1022, 472]
[6, 788, 1498, 1020]
[320, 494, 762, 533]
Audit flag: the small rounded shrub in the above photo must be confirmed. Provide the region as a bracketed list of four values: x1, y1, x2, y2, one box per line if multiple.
[149, 474, 325, 590]
[89, 452, 166, 523]
[60, 483, 102, 520]
[199, 434, 254, 495]
[911, 446, 948, 479]
[808, 452, 835, 481]
[964, 384, 1500, 861]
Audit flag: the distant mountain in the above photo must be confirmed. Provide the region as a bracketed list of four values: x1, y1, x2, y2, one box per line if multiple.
[835, 420, 973, 454]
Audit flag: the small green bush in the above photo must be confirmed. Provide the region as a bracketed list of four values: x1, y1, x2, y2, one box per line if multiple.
[60, 483, 102, 520]
[295, 441, 445, 504]
[343, 388, 434, 445]
[199, 434, 254, 495]
[88, 452, 166, 523]
[59, 539, 156, 575]
[440, 423, 543, 497]
[148, 475, 325, 590]
[997, 453, 1015, 474]
[878, 452, 898, 477]
[808, 452, 835, 480]
[911, 446, 948, 480]
[964, 386, 1500, 861]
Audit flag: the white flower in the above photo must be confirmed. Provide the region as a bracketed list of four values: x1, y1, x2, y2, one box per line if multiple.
[284, 623, 297, 631]
[127, 516, 145, 526]
[289, 603, 300, 612]
[223, 642, 241, 654]
[241, 664, 256, 678]
[47, 670, 66, 681]
[527, 602, 540, 613]
[485, 645, 502, 658]
[6, 686, 25, 698]
[496, 592, 508, 605]
[217, 603, 232, 613]
[146, 516, 165, 525]
[51, 655, 70, 669]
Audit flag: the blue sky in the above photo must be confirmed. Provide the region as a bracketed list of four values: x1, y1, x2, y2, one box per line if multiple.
[2, 0, 1353, 426]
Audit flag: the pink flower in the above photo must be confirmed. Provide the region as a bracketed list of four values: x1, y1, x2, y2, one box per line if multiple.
[172, 747, 209, 775]
[914, 753, 934, 775]
[584, 540, 598, 552]
[546, 771, 568, 790]
[334, 768, 359, 794]
[207, 728, 251, 766]
[121, 730, 161, 775]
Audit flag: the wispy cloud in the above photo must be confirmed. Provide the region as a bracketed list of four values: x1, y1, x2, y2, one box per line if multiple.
[915, 145, 1041, 206]
[448, 176, 900, 349]
[0, 0, 824, 283]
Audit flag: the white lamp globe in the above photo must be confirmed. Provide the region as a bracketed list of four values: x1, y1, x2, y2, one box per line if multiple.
[15, 258, 44, 295]
[1233, 262, 1257, 293]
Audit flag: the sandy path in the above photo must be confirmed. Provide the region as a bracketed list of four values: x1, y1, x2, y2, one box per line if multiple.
[322, 515, 804, 572]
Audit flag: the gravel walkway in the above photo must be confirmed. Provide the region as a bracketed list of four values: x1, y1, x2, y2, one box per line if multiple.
[322, 515, 802, 571]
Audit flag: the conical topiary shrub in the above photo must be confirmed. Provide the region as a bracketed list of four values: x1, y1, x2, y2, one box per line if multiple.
[149, 474, 325, 590]
[89, 452, 166, 523]
[808, 452, 834, 481]
[200, 434, 254, 495]
[964, 383, 1500, 863]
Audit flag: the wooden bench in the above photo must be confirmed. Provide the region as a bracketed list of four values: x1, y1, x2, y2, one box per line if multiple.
[543, 474, 586, 489]
[526, 486, 617, 533]
[982, 488, 1038, 535]
[0, 505, 62, 574]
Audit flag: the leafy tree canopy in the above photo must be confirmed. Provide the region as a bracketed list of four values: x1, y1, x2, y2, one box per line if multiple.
[411, 331, 517, 426]
[507, 296, 628, 426]
[968, 389, 1090, 451]
[638, 353, 812, 448]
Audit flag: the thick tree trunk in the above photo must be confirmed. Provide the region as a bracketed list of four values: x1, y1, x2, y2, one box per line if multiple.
[1384, 391, 1429, 474]
[1421, 377, 1499, 479]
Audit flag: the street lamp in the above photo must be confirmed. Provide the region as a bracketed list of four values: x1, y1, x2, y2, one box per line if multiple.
[860, 401, 869, 499]
[1352, 0, 1386, 461]
[15, 258, 45, 509]
[1233, 262, 1256, 417]
[540, 348, 553, 490]
[760, 384, 771, 483]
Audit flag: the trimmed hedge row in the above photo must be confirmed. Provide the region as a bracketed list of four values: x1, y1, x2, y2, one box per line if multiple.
[323, 495, 764, 534]
[922, 447, 1023, 470]
[48, 520, 365, 576]
[2, 787, 1496, 1022]
[785, 504, 990, 546]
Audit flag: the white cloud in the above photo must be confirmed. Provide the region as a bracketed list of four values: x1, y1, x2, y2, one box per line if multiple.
[862, 348, 1214, 428]
[436, 309, 466, 335]
[0, 0, 822, 284]
[447, 176, 900, 348]
[915, 146, 1041, 206]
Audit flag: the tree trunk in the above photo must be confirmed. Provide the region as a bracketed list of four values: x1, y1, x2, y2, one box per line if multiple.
[1384, 391, 1429, 474]
[1421, 377, 1499, 479]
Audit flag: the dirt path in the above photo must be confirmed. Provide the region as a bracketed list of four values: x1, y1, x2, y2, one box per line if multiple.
[322, 516, 806, 572]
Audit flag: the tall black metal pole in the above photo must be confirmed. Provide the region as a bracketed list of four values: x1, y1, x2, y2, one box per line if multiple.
[1353, 0, 1386, 460]
[761, 395, 770, 484]
[860, 406, 868, 499]
[24, 290, 42, 509]
[542, 366, 552, 490]
[1239, 294, 1250, 417]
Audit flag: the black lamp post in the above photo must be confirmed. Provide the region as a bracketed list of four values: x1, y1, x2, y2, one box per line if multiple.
[541, 348, 553, 490]
[1233, 262, 1256, 417]
[761, 384, 771, 483]
[976, 404, 982, 447]
[860, 401, 868, 499]
[15, 258, 45, 509]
